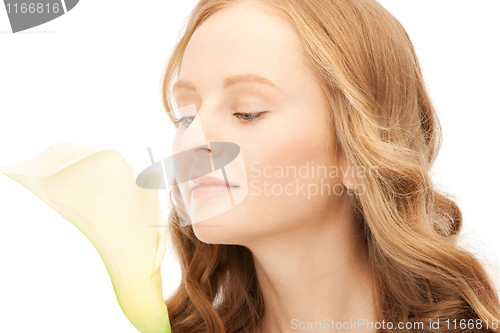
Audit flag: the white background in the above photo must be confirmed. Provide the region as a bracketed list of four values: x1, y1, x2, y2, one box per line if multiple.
[0, 1, 499, 332]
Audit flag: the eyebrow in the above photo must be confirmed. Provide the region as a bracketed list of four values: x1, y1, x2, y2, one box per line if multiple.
[172, 73, 285, 95]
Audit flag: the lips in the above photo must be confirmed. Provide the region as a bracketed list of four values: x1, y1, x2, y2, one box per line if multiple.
[188, 175, 238, 189]
[188, 175, 239, 200]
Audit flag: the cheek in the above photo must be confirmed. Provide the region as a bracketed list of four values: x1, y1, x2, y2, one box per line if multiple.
[242, 121, 338, 209]
[246, 121, 332, 177]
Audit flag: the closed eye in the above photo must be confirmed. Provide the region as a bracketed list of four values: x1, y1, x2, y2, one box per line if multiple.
[174, 116, 195, 127]
[174, 111, 268, 128]
[231, 111, 267, 123]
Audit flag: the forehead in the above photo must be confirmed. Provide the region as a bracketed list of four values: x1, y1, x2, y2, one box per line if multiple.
[178, 3, 309, 92]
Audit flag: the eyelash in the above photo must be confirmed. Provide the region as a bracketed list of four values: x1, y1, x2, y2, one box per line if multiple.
[174, 111, 266, 127]
[231, 111, 266, 123]
[173, 117, 194, 127]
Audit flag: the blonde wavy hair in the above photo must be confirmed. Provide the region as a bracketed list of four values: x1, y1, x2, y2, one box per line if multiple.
[160, 0, 500, 332]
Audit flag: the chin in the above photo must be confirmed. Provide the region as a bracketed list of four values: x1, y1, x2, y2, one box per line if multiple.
[192, 219, 234, 244]
[191, 208, 253, 245]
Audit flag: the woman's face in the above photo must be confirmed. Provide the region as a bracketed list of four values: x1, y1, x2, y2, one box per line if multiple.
[171, 3, 349, 246]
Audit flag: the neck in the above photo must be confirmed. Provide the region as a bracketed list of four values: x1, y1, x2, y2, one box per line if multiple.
[246, 198, 376, 333]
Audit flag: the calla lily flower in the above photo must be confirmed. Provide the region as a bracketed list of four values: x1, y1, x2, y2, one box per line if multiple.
[0, 142, 171, 333]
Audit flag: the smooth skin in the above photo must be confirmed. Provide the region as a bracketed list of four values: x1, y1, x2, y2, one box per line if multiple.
[172, 2, 375, 332]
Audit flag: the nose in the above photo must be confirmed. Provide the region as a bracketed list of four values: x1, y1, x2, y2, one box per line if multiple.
[174, 106, 237, 175]
[179, 105, 230, 163]
[177, 107, 220, 182]
[180, 120, 202, 153]
[180, 107, 212, 152]
[178, 105, 228, 157]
